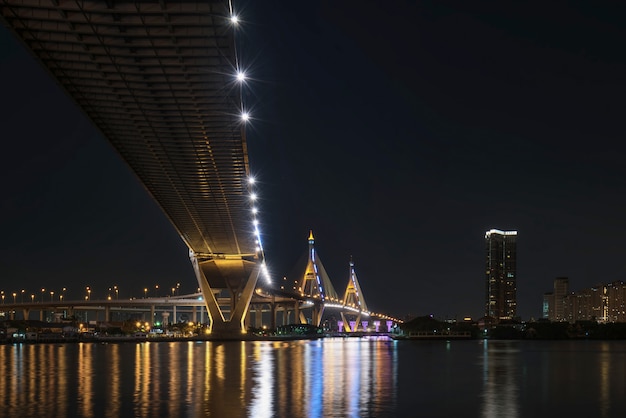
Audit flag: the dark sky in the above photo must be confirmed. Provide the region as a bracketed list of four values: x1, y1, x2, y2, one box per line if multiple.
[2, 1, 626, 320]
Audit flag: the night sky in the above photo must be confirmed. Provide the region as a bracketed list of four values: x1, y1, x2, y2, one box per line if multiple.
[1, 1, 626, 320]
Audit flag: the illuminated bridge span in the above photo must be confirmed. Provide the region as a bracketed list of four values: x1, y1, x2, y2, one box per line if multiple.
[0, 1, 400, 334]
[249, 231, 400, 332]
[0, 0, 263, 335]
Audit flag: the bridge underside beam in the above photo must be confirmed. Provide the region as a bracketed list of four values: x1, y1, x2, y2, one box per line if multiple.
[191, 252, 260, 336]
[0, 1, 260, 265]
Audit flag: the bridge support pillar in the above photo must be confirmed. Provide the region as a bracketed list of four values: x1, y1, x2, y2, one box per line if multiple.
[151, 305, 155, 326]
[173, 306, 177, 324]
[39, 310, 44, 321]
[23, 309, 30, 320]
[294, 301, 300, 324]
[270, 301, 276, 330]
[340, 312, 362, 332]
[192, 306, 197, 324]
[312, 303, 325, 327]
[190, 251, 261, 336]
[255, 306, 263, 329]
[104, 306, 111, 322]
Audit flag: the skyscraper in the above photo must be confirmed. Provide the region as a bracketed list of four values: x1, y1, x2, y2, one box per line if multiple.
[485, 229, 517, 320]
[553, 277, 569, 321]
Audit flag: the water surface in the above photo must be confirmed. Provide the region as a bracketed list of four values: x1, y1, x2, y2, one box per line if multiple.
[1, 338, 625, 417]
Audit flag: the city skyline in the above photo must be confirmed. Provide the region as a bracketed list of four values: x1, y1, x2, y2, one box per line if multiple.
[2, 2, 626, 320]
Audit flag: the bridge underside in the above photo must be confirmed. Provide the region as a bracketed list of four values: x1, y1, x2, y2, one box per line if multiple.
[0, 0, 262, 334]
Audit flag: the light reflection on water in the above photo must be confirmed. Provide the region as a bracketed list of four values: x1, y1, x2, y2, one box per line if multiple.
[0, 338, 397, 417]
[1, 339, 626, 417]
[481, 340, 520, 418]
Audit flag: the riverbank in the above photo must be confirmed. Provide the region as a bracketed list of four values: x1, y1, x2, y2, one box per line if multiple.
[0, 332, 359, 344]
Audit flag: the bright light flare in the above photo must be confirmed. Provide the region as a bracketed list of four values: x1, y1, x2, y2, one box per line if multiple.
[250, 192, 257, 201]
[241, 112, 250, 122]
[230, 15, 239, 25]
[261, 262, 271, 283]
[236, 71, 246, 82]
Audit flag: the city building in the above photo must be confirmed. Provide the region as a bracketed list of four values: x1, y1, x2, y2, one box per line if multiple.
[553, 277, 569, 321]
[484, 229, 517, 320]
[543, 292, 554, 320]
[543, 278, 622, 323]
[564, 286, 604, 322]
[605, 281, 626, 322]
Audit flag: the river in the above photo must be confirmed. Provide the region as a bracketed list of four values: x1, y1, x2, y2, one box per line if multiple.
[0, 337, 625, 417]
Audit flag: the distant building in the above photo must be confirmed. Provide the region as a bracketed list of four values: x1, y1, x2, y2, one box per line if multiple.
[544, 278, 616, 323]
[605, 281, 626, 322]
[543, 292, 554, 319]
[564, 286, 604, 322]
[485, 229, 517, 320]
[553, 277, 569, 321]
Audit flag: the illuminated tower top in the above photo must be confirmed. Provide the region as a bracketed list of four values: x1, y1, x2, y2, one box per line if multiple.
[298, 231, 338, 302]
[343, 258, 369, 313]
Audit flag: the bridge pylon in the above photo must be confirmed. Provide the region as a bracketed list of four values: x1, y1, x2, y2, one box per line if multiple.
[340, 258, 369, 332]
[296, 231, 339, 326]
[190, 250, 260, 336]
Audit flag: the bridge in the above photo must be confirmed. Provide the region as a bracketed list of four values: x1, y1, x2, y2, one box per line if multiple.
[0, 0, 400, 335]
[0, 230, 400, 333]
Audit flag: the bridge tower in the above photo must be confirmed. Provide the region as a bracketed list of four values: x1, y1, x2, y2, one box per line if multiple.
[341, 258, 369, 332]
[297, 231, 339, 326]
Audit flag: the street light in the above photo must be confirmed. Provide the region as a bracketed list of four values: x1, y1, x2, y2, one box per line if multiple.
[31, 294, 34, 303]
[144, 288, 148, 298]
[50, 291, 54, 302]
[155, 285, 159, 297]
[171, 287, 175, 296]
[41, 288, 45, 302]
[114, 285, 119, 300]
[21, 289, 25, 303]
[86, 286, 91, 301]
[12, 293, 16, 304]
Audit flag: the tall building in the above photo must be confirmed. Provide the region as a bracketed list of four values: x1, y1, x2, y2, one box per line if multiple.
[605, 281, 626, 322]
[485, 229, 517, 320]
[553, 277, 569, 321]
